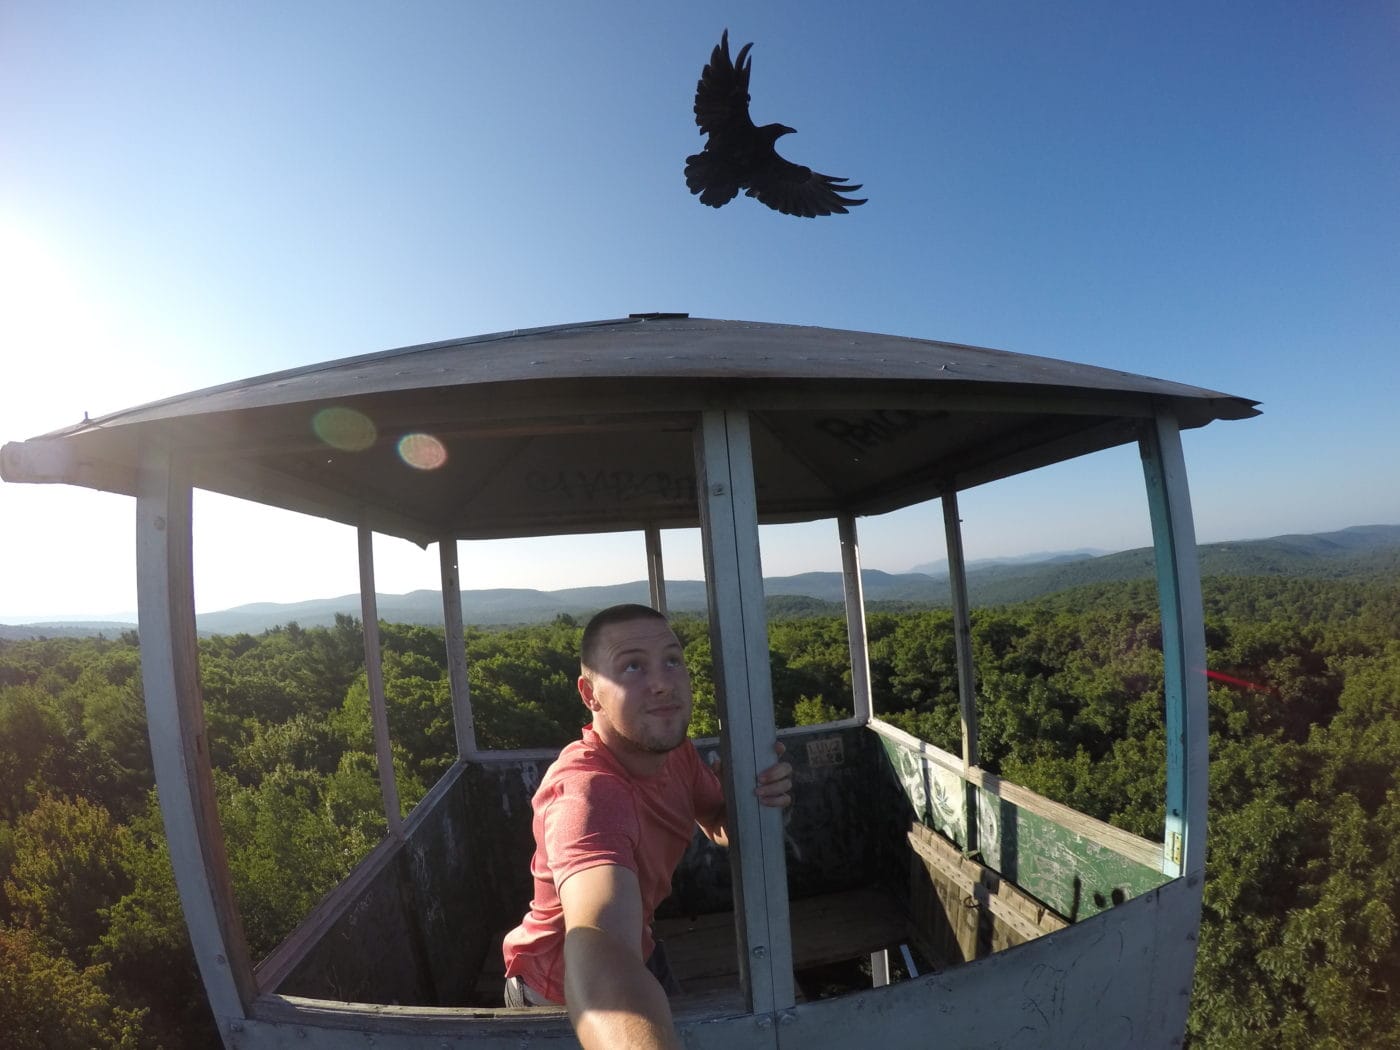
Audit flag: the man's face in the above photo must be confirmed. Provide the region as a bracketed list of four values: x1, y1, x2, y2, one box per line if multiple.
[580, 617, 693, 761]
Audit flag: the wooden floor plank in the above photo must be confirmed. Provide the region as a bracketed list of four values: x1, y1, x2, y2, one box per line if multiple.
[656, 887, 911, 983]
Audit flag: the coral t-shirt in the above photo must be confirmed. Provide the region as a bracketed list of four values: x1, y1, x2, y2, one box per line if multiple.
[501, 724, 725, 1004]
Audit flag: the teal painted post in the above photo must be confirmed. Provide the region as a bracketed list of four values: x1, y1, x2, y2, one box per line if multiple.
[1139, 413, 1208, 880]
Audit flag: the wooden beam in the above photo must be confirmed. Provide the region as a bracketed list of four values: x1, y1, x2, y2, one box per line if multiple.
[942, 493, 978, 770]
[645, 524, 668, 616]
[0, 435, 139, 497]
[438, 536, 477, 758]
[694, 409, 795, 1016]
[189, 454, 443, 547]
[837, 513, 872, 725]
[135, 447, 254, 1023]
[358, 524, 402, 837]
[942, 493, 980, 857]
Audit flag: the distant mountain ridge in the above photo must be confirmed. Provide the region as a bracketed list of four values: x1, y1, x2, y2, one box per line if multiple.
[3, 524, 1397, 640]
[905, 549, 1108, 577]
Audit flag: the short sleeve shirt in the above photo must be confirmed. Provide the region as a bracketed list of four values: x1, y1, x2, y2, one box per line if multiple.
[501, 724, 725, 1004]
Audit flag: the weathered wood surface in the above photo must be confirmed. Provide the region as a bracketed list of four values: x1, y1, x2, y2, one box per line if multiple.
[906, 821, 1068, 963]
[242, 992, 777, 1050]
[837, 512, 872, 724]
[136, 451, 254, 1018]
[695, 409, 795, 1014]
[258, 716, 1183, 1047]
[5, 319, 1258, 548]
[357, 524, 402, 836]
[656, 887, 913, 983]
[1140, 412, 1209, 881]
[773, 874, 1201, 1050]
[646, 523, 669, 615]
[438, 536, 477, 757]
[256, 835, 401, 995]
[871, 722, 1167, 920]
[272, 763, 483, 1006]
[246, 877, 1201, 1048]
[941, 491, 979, 772]
[1137, 411, 1210, 1043]
[274, 720, 1142, 1008]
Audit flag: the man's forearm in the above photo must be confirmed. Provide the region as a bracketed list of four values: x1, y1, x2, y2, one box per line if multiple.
[563, 926, 681, 1050]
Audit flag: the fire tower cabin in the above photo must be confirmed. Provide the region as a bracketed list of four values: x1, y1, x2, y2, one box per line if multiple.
[1, 317, 1257, 1049]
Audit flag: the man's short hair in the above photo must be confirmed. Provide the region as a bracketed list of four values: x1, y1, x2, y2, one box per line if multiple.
[580, 604, 669, 674]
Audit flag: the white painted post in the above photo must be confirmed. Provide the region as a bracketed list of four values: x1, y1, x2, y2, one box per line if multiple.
[1139, 414, 1208, 880]
[838, 512, 873, 724]
[438, 535, 477, 758]
[694, 409, 795, 1017]
[871, 948, 891, 988]
[645, 524, 668, 616]
[135, 448, 253, 1029]
[358, 524, 402, 837]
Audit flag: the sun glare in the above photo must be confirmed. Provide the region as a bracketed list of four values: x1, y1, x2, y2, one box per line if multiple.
[0, 216, 116, 435]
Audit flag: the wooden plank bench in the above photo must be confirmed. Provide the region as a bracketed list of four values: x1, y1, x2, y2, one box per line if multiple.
[656, 886, 915, 1004]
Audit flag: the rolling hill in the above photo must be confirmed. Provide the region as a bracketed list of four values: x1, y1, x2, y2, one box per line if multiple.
[3, 524, 1397, 639]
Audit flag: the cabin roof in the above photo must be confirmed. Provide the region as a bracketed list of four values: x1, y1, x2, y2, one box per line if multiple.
[1, 315, 1259, 543]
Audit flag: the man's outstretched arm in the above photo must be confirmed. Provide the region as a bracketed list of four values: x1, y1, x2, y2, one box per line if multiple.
[559, 864, 680, 1050]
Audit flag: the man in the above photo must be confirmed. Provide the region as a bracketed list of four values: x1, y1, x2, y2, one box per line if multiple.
[502, 603, 793, 1049]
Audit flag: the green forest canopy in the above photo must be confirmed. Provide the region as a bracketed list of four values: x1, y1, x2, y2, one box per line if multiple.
[2, 571, 1399, 1048]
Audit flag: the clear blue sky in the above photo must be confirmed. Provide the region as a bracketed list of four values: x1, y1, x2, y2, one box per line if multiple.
[2, 2, 1397, 621]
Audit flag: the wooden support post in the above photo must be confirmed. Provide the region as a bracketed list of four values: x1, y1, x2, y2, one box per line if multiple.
[1139, 414, 1208, 880]
[838, 512, 873, 724]
[438, 535, 477, 758]
[943, 492, 980, 854]
[358, 524, 402, 837]
[645, 524, 668, 616]
[136, 448, 254, 1026]
[694, 409, 795, 1017]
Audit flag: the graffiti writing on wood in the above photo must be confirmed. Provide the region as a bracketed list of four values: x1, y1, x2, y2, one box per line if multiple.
[806, 737, 846, 768]
[816, 409, 943, 455]
[526, 470, 695, 504]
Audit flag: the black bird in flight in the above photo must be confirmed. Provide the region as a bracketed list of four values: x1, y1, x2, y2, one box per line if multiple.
[684, 30, 866, 218]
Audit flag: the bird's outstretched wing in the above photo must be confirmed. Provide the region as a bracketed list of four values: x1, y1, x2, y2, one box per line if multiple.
[745, 156, 867, 218]
[693, 29, 754, 137]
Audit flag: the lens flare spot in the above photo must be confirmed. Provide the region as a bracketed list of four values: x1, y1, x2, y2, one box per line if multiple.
[398, 432, 447, 470]
[312, 407, 377, 451]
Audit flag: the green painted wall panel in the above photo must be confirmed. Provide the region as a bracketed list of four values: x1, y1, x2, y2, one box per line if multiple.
[876, 734, 1168, 921]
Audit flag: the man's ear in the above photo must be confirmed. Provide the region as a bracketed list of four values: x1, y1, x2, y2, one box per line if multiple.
[577, 673, 597, 711]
